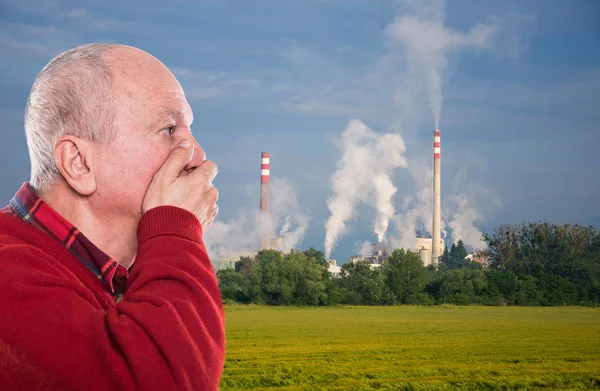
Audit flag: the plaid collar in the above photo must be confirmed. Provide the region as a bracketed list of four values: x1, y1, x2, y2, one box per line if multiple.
[1, 183, 127, 301]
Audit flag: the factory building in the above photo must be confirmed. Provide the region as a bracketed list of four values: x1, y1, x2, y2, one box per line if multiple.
[327, 260, 342, 278]
[347, 242, 390, 270]
[414, 234, 445, 267]
[214, 251, 257, 271]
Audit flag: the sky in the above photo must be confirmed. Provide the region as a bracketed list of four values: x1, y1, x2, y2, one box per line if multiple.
[0, 0, 599, 263]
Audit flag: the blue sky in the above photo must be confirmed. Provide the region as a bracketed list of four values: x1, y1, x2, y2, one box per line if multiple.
[0, 0, 599, 263]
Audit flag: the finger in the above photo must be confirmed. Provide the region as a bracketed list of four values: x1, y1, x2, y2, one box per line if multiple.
[203, 206, 218, 232]
[155, 140, 194, 182]
[206, 187, 219, 204]
[190, 160, 218, 187]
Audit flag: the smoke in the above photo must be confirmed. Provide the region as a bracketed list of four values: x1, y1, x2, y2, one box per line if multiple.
[388, 154, 500, 253]
[204, 177, 309, 261]
[324, 119, 408, 259]
[381, 0, 508, 253]
[444, 168, 502, 251]
[386, 0, 503, 128]
[446, 194, 485, 251]
[271, 179, 310, 251]
[356, 240, 374, 257]
[388, 157, 447, 250]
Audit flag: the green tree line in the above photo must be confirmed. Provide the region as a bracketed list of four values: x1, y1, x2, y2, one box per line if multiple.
[216, 222, 600, 306]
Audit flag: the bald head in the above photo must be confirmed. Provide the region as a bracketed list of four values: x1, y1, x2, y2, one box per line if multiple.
[24, 43, 173, 192]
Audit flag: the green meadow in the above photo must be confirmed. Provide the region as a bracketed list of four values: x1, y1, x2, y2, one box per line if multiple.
[220, 306, 600, 391]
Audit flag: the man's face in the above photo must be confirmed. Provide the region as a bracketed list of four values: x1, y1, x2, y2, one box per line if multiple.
[93, 48, 205, 221]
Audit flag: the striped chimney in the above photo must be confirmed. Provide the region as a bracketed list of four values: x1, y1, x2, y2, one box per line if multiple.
[432, 129, 441, 269]
[260, 152, 270, 213]
[260, 152, 270, 250]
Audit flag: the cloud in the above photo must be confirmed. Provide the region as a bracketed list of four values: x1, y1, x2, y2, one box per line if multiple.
[0, 36, 55, 60]
[281, 100, 357, 116]
[0, 22, 59, 37]
[89, 18, 123, 31]
[65, 9, 88, 18]
[255, 2, 535, 133]
[172, 67, 259, 101]
[446, 69, 600, 119]
[1, 0, 61, 15]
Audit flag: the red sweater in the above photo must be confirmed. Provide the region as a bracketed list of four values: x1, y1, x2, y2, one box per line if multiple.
[0, 206, 225, 391]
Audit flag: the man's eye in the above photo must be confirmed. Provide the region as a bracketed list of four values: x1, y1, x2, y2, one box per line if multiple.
[162, 126, 175, 136]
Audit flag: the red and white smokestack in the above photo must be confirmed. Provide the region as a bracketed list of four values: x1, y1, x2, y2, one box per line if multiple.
[260, 152, 270, 213]
[260, 152, 270, 250]
[432, 129, 441, 269]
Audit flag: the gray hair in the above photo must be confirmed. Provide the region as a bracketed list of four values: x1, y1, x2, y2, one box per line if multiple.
[25, 43, 117, 192]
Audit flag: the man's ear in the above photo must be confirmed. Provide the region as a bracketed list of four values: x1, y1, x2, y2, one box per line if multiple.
[54, 135, 97, 196]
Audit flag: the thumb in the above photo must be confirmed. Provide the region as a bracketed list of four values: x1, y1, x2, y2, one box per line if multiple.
[158, 140, 194, 181]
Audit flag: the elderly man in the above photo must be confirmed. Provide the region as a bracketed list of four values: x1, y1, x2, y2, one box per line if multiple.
[0, 44, 224, 390]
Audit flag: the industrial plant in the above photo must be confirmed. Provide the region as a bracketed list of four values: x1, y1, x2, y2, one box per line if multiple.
[329, 129, 446, 273]
[217, 128, 448, 274]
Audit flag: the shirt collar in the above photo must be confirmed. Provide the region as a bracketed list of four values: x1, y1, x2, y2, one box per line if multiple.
[4, 182, 128, 300]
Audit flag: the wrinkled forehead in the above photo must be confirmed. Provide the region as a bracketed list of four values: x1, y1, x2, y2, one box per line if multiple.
[109, 49, 182, 98]
[107, 47, 191, 123]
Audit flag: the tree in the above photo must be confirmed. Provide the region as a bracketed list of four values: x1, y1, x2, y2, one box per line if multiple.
[438, 269, 487, 305]
[302, 248, 328, 267]
[286, 250, 327, 306]
[216, 268, 250, 303]
[483, 222, 600, 305]
[382, 249, 427, 304]
[439, 247, 451, 270]
[339, 261, 385, 305]
[447, 240, 469, 269]
[235, 256, 254, 276]
[302, 247, 331, 281]
[248, 250, 292, 305]
[246, 249, 328, 306]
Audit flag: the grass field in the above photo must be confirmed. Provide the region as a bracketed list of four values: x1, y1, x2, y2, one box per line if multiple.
[220, 305, 600, 390]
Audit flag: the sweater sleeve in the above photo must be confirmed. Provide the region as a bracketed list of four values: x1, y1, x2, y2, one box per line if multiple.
[0, 206, 225, 391]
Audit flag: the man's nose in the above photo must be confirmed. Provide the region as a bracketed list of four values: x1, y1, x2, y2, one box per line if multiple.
[184, 138, 206, 171]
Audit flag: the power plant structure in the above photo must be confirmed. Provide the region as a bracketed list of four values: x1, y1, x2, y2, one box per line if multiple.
[432, 129, 442, 268]
[221, 129, 448, 272]
[349, 242, 390, 269]
[259, 152, 270, 250]
[338, 129, 446, 269]
[216, 151, 277, 270]
[258, 152, 284, 251]
[415, 230, 444, 267]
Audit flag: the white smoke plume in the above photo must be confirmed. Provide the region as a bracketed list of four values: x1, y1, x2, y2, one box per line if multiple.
[204, 177, 309, 261]
[356, 240, 374, 257]
[324, 119, 408, 259]
[382, 0, 508, 253]
[271, 179, 310, 251]
[444, 167, 502, 251]
[446, 194, 485, 251]
[386, 0, 503, 128]
[388, 156, 447, 251]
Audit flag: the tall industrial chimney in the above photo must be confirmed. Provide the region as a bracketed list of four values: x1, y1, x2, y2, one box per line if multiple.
[259, 152, 270, 250]
[432, 130, 441, 269]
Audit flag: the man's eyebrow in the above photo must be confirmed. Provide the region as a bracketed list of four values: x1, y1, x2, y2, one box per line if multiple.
[152, 108, 192, 127]
[161, 108, 184, 119]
